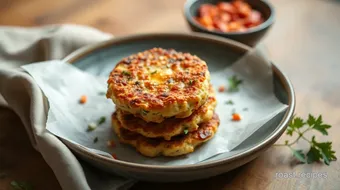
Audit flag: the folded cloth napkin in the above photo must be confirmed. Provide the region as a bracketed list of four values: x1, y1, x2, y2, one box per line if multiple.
[0, 25, 136, 190]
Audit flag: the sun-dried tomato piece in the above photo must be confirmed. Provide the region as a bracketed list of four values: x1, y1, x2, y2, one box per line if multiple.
[233, 0, 252, 18]
[219, 13, 231, 23]
[217, 2, 237, 14]
[199, 4, 214, 17]
[198, 15, 213, 27]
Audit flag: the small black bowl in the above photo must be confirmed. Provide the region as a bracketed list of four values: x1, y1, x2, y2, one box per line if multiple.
[184, 0, 275, 46]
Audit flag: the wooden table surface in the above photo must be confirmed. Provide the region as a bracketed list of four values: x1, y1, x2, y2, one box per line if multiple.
[0, 0, 339, 189]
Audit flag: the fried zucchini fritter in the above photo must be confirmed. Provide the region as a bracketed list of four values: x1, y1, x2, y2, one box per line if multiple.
[112, 113, 220, 157]
[107, 48, 211, 123]
[116, 86, 216, 140]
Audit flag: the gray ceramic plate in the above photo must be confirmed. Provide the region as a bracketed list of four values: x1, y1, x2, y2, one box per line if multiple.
[63, 33, 295, 182]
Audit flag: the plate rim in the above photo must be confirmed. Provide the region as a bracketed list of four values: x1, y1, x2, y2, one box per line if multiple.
[62, 32, 295, 171]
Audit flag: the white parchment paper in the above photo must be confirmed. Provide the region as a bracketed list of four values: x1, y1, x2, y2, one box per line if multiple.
[22, 50, 287, 166]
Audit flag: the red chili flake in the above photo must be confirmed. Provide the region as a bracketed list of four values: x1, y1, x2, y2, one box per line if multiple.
[232, 113, 242, 121]
[79, 95, 87, 104]
[218, 85, 225, 92]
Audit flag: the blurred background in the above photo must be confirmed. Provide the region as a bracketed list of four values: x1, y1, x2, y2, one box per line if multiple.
[1, 0, 339, 110]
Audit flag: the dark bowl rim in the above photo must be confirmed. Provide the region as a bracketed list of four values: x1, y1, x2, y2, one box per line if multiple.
[183, 0, 276, 35]
[62, 32, 295, 172]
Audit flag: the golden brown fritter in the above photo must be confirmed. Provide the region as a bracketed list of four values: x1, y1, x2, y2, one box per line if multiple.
[116, 86, 216, 140]
[112, 113, 220, 157]
[107, 48, 211, 123]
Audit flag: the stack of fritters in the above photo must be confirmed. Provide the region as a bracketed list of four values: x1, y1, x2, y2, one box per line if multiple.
[107, 48, 220, 157]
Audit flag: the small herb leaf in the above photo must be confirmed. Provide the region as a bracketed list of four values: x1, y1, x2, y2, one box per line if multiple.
[313, 124, 331, 135]
[141, 110, 149, 115]
[122, 71, 131, 76]
[307, 114, 316, 126]
[286, 116, 304, 136]
[286, 127, 294, 136]
[315, 115, 323, 126]
[228, 75, 243, 92]
[93, 137, 98, 143]
[225, 100, 234, 105]
[98, 92, 106, 96]
[97, 117, 106, 125]
[291, 149, 306, 163]
[291, 117, 305, 129]
[306, 146, 322, 164]
[312, 139, 337, 165]
[184, 129, 189, 135]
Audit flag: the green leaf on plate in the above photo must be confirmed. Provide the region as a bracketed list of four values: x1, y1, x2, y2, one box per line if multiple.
[228, 75, 243, 92]
[97, 116, 106, 125]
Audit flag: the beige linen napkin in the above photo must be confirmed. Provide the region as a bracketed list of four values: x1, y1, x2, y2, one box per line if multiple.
[0, 25, 135, 190]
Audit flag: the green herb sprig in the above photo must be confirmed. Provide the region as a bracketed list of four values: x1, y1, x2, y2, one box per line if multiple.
[225, 100, 234, 105]
[97, 116, 106, 125]
[228, 75, 243, 92]
[87, 116, 106, 132]
[275, 114, 336, 165]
